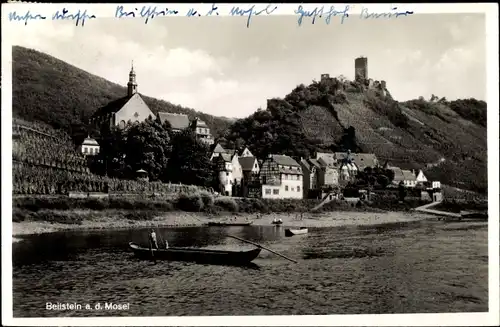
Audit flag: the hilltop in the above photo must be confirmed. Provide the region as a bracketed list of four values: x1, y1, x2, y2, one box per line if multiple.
[12, 46, 232, 143]
[224, 76, 487, 193]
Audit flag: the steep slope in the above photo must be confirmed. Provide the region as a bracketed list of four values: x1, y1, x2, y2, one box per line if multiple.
[12, 46, 232, 142]
[224, 77, 487, 193]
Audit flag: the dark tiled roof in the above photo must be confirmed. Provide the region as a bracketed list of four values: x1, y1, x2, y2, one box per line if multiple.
[92, 95, 132, 118]
[158, 112, 190, 130]
[402, 170, 416, 181]
[389, 167, 405, 181]
[300, 158, 311, 171]
[309, 159, 322, 169]
[191, 118, 208, 128]
[211, 143, 226, 154]
[271, 154, 300, 167]
[239, 156, 257, 171]
[220, 153, 232, 162]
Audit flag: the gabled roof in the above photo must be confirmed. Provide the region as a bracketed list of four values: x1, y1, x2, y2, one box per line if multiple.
[239, 147, 253, 157]
[402, 170, 416, 181]
[191, 117, 208, 128]
[239, 156, 257, 171]
[82, 137, 99, 146]
[309, 159, 322, 169]
[158, 112, 190, 130]
[300, 158, 311, 171]
[334, 152, 378, 170]
[389, 167, 405, 181]
[317, 155, 338, 167]
[212, 143, 226, 154]
[271, 154, 300, 167]
[219, 153, 232, 162]
[92, 95, 133, 118]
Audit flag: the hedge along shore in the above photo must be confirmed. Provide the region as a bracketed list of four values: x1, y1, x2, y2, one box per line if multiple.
[12, 193, 439, 238]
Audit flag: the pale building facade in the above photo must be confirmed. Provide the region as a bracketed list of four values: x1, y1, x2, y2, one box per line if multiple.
[90, 64, 156, 129]
[260, 154, 303, 199]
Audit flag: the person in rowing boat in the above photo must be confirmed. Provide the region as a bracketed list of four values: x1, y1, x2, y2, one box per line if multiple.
[149, 229, 158, 250]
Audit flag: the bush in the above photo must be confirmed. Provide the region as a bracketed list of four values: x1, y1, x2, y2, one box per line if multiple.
[175, 193, 204, 212]
[214, 197, 239, 212]
[12, 209, 28, 222]
[199, 191, 215, 208]
[124, 210, 156, 221]
[30, 210, 83, 225]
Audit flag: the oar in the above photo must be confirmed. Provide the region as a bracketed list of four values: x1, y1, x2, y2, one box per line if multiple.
[227, 234, 298, 264]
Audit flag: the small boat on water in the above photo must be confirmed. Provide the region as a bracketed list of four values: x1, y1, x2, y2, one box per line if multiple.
[129, 242, 261, 265]
[460, 210, 488, 220]
[285, 227, 308, 237]
[271, 218, 283, 225]
[206, 221, 253, 226]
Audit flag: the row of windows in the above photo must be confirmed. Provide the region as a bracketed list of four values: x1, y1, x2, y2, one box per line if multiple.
[197, 127, 209, 134]
[83, 147, 99, 155]
[283, 174, 301, 180]
[264, 185, 301, 195]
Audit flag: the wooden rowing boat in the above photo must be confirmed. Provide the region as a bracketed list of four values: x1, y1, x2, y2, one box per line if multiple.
[206, 221, 253, 226]
[285, 227, 308, 237]
[460, 210, 488, 220]
[129, 242, 261, 265]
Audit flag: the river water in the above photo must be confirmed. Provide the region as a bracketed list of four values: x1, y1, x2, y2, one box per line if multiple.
[12, 218, 488, 317]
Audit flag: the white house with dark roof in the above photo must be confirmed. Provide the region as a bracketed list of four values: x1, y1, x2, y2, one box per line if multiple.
[213, 151, 242, 196]
[158, 112, 190, 132]
[300, 158, 323, 198]
[388, 166, 417, 187]
[190, 117, 214, 145]
[78, 136, 100, 156]
[90, 64, 156, 129]
[260, 154, 303, 199]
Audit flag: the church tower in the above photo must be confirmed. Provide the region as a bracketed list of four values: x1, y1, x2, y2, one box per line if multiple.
[127, 61, 138, 97]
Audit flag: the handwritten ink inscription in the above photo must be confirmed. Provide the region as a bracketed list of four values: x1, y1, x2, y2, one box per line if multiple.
[8, 4, 414, 28]
[229, 4, 278, 28]
[9, 7, 95, 26]
[115, 6, 179, 24]
[360, 6, 414, 19]
[294, 5, 350, 26]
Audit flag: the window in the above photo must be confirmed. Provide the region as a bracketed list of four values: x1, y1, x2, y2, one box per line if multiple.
[285, 185, 289, 191]
[291, 187, 294, 191]
[265, 189, 271, 195]
[296, 175, 299, 180]
[273, 189, 279, 195]
[83, 147, 88, 153]
[297, 186, 301, 192]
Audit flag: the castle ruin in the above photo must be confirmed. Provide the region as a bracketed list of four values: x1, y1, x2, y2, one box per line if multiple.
[355, 56, 368, 81]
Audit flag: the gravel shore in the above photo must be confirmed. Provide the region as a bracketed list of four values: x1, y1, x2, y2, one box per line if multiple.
[12, 210, 435, 239]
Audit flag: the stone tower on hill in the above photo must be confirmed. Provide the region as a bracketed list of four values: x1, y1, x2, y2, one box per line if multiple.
[355, 57, 368, 81]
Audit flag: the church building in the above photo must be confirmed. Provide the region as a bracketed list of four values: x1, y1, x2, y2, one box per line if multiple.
[90, 63, 156, 129]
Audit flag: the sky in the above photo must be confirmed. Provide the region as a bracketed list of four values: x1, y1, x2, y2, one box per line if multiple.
[10, 13, 486, 119]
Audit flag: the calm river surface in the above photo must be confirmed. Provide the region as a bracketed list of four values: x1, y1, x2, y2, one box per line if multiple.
[13, 218, 488, 317]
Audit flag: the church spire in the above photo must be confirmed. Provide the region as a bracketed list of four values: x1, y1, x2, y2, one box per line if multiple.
[127, 61, 137, 97]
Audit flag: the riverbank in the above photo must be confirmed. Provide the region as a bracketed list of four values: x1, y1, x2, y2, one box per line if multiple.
[12, 209, 436, 237]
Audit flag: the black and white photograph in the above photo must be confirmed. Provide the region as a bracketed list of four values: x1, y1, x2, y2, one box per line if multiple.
[3, 2, 499, 326]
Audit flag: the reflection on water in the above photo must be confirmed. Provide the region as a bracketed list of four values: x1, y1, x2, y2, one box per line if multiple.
[12, 219, 488, 317]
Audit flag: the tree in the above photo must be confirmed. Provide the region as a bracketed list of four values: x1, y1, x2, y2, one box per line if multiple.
[398, 182, 407, 201]
[123, 117, 171, 181]
[166, 129, 214, 187]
